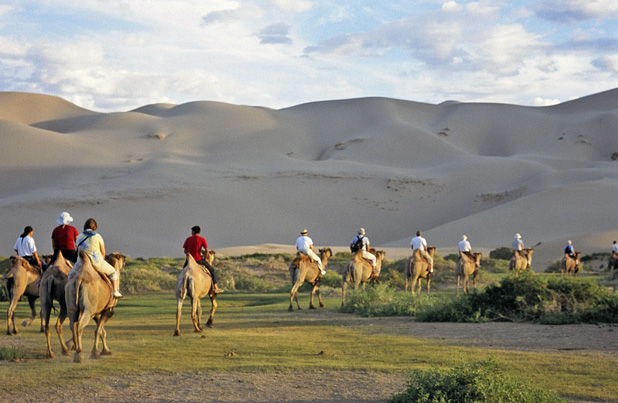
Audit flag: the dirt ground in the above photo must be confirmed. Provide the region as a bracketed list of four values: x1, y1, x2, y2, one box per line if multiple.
[8, 318, 617, 403]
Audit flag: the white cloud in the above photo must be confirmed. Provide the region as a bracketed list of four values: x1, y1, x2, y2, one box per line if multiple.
[532, 97, 560, 106]
[442, 1, 461, 13]
[476, 24, 545, 74]
[269, 0, 313, 14]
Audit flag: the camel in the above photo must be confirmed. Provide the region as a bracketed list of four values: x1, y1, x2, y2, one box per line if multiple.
[288, 248, 332, 311]
[509, 248, 534, 276]
[404, 246, 436, 296]
[341, 249, 385, 306]
[40, 251, 73, 358]
[66, 250, 125, 363]
[3, 256, 42, 335]
[174, 251, 217, 336]
[561, 252, 581, 276]
[456, 252, 482, 296]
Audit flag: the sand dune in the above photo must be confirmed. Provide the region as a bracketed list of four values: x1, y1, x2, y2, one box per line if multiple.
[1, 89, 617, 267]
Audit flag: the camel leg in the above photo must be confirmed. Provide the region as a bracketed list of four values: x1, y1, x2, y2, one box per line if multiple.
[206, 296, 217, 328]
[309, 285, 317, 309]
[21, 295, 38, 329]
[472, 272, 477, 291]
[316, 287, 325, 308]
[42, 298, 54, 358]
[196, 299, 203, 330]
[426, 277, 431, 295]
[190, 297, 202, 333]
[99, 314, 113, 355]
[174, 296, 184, 336]
[289, 280, 302, 311]
[6, 295, 19, 335]
[341, 281, 347, 306]
[56, 305, 70, 355]
[91, 317, 102, 359]
[74, 309, 92, 363]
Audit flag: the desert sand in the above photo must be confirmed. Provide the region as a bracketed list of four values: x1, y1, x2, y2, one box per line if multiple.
[1, 89, 617, 269]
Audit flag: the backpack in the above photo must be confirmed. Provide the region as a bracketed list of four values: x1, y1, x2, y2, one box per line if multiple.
[351, 236, 364, 253]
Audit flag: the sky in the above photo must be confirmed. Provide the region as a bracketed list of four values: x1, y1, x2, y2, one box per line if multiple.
[1, 0, 617, 112]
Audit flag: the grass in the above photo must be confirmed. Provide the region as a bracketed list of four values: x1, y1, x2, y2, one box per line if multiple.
[0, 292, 616, 402]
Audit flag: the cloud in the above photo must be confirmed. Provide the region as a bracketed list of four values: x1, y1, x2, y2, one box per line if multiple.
[269, 0, 313, 13]
[533, 0, 618, 22]
[258, 23, 292, 44]
[592, 55, 618, 75]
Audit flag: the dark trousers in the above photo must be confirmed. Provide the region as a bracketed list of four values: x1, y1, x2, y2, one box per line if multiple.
[193, 259, 217, 284]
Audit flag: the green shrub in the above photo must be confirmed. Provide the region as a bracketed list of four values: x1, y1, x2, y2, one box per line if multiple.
[489, 247, 512, 260]
[390, 359, 566, 403]
[319, 271, 343, 288]
[340, 283, 437, 317]
[418, 273, 618, 324]
[0, 346, 25, 361]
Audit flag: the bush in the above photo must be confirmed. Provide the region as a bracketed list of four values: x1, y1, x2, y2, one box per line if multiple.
[390, 359, 566, 403]
[122, 267, 177, 294]
[489, 247, 512, 260]
[340, 283, 437, 317]
[418, 273, 618, 324]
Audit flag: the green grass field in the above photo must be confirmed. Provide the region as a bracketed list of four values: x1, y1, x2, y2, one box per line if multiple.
[1, 292, 616, 402]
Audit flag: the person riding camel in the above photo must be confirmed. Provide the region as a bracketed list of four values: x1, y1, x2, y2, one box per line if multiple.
[183, 225, 222, 293]
[410, 230, 433, 272]
[564, 240, 579, 269]
[295, 229, 324, 275]
[350, 228, 376, 273]
[14, 226, 43, 274]
[76, 218, 122, 298]
[611, 240, 617, 259]
[458, 235, 479, 268]
[51, 211, 79, 264]
[512, 233, 524, 257]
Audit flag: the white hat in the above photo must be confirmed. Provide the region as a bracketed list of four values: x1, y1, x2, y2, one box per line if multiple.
[358, 228, 366, 235]
[300, 229, 308, 235]
[515, 233, 521, 239]
[56, 211, 73, 225]
[462, 235, 467, 241]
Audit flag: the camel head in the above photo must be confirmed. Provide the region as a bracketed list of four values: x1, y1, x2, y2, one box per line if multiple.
[106, 252, 126, 271]
[427, 246, 436, 257]
[319, 248, 332, 260]
[473, 252, 482, 264]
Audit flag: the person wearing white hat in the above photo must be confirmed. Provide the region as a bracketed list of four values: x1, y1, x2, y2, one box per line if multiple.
[51, 212, 79, 263]
[458, 235, 478, 268]
[512, 233, 524, 257]
[295, 229, 324, 275]
[350, 228, 376, 270]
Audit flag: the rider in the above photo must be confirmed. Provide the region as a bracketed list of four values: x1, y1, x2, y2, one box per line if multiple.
[51, 211, 79, 264]
[458, 235, 478, 268]
[564, 240, 576, 259]
[76, 218, 122, 298]
[13, 225, 43, 272]
[612, 240, 618, 258]
[350, 228, 376, 272]
[183, 225, 222, 293]
[295, 229, 324, 275]
[512, 233, 524, 256]
[410, 230, 433, 272]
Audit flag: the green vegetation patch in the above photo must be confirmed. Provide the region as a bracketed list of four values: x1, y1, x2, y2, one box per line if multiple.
[390, 358, 566, 403]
